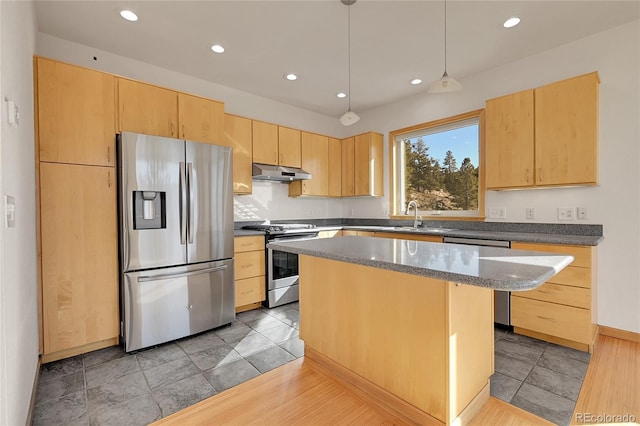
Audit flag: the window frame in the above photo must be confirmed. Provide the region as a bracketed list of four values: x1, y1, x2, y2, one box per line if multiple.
[388, 109, 486, 220]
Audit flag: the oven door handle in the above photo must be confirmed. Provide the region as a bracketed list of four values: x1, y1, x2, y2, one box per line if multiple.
[269, 236, 319, 243]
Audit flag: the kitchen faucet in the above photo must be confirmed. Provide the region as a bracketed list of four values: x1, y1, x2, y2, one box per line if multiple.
[406, 200, 420, 228]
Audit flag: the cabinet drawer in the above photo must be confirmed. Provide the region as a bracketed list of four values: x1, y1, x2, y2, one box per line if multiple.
[318, 230, 342, 238]
[511, 296, 591, 344]
[234, 236, 265, 253]
[234, 251, 265, 280]
[235, 276, 266, 307]
[547, 265, 591, 289]
[512, 242, 592, 268]
[514, 282, 590, 309]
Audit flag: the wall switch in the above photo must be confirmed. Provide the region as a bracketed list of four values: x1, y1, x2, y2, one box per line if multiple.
[488, 207, 506, 219]
[4, 195, 15, 228]
[558, 207, 575, 220]
[577, 207, 588, 220]
[525, 208, 535, 220]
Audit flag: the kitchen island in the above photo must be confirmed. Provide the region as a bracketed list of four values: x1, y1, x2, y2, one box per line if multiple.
[267, 236, 574, 425]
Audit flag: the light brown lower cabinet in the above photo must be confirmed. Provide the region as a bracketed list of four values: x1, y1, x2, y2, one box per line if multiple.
[39, 162, 119, 359]
[342, 230, 374, 237]
[510, 242, 597, 352]
[234, 236, 266, 312]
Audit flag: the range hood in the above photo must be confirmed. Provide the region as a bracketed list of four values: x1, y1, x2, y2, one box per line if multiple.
[252, 163, 312, 182]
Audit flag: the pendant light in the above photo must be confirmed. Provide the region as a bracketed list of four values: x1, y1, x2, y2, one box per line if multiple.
[428, 0, 462, 93]
[340, 0, 360, 126]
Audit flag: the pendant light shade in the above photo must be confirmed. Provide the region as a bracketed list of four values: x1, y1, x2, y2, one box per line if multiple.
[428, 0, 462, 93]
[340, 0, 360, 126]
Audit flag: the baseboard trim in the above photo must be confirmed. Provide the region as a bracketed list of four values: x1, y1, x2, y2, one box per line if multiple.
[452, 381, 490, 425]
[513, 327, 593, 353]
[26, 356, 42, 426]
[305, 345, 443, 425]
[235, 302, 262, 313]
[599, 325, 640, 344]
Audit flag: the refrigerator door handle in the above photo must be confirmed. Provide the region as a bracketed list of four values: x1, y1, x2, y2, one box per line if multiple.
[187, 162, 195, 244]
[137, 264, 229, 283]
[179, 161, 187, 245]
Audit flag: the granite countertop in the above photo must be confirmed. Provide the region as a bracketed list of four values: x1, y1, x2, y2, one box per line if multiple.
[267, 236, 575, 291]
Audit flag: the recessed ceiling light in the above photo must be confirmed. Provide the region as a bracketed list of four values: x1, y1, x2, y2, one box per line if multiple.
[410, 78, 423, 85]
[120, 10, 138, 22]
[284, 73, 298, 81]
[503, 17, 520, 28]
[210, 44, 225, 53]
[337, 92, 347, 98]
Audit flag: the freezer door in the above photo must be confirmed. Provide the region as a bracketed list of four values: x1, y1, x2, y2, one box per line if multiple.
[185, 141, 234, 263]
[119, 132, 187, 271]
[122, 259, 235, 352]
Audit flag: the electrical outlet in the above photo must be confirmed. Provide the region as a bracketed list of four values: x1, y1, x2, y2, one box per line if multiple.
[350, 208, 354, 217]
[577, 207, 588, 220]
[383, 208, 389, 216]
[488, 207, 506, 219]
[308, 208, 313, 217]
[558, 207, 575, 220]
[525, 208, 535, 220]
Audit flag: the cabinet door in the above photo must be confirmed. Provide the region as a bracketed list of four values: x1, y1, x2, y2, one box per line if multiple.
[225, 114, 253, 194]
[118, 78, 178, 138]
[178, 93, 224, 145]
[535, 72, 599, 186]
[40, 162, 118, 354]
[300, 132, 329, 196]
[328, 137, 342, 197]
[252, 120, 278, 165]
[485, 90, 535, 189]
[36, 58, 115, 166]
[354, 132, 383, 196]
[341, 137, 355, 196]
[278, 126, 301, 168]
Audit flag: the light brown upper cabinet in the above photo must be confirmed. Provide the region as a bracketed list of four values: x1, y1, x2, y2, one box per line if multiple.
[328, 137, 342, 197]
[485, 90, 535, 189]
[289, 132, 329, 197]
[278, 126, 302, 168]
[36, 57, 116, 166]
[485, 72, 599, 189]
[118, 78, 178, 138]
[341, 136, 355, 196]
[354, 132, 384, 196]
[40, 162, 119, 356]
[225, 114, 253, 194]
[252, 120, 278, 165]
[178, 93, 224, 145]
[535, 72, 599, 186]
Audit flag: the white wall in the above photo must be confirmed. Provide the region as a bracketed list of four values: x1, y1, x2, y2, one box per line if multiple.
[348, 20, 640, 334]
[0, 1, 39, 424]
[35, 21, 640, 333]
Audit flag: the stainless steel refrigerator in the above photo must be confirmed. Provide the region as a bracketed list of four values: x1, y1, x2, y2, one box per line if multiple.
[118, 132, 234, 352]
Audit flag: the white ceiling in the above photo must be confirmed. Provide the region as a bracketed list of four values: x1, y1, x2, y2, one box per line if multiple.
[34, 1, 640, 118]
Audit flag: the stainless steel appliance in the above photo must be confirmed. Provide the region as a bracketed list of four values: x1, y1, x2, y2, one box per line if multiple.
[241, 224, 319, 308]
[118, 132, 235, 352]
[443, 236, 512, 327]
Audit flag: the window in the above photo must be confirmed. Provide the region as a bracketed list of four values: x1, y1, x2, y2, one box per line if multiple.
[390, 110, 484, 218]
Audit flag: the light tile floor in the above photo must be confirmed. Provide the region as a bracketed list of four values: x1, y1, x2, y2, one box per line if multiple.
[34, 310, 588, 426]
[491, 326, 591, 426]
[33, 303, 302, 425]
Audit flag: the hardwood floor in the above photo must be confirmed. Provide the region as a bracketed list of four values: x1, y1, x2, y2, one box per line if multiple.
[571, 335, 639, 424]
[152, 334, 640, 425]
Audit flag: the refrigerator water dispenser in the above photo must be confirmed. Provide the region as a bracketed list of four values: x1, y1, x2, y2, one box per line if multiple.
[133, 191, 166, 229]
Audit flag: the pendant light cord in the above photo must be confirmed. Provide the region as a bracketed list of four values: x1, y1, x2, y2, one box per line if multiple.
[444, 0, 448, 72]
[347, 3, 352, 111]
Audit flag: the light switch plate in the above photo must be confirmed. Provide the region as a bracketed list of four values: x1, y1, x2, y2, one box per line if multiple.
[4, 195, 15, 228]
[488, 207, 506, 219]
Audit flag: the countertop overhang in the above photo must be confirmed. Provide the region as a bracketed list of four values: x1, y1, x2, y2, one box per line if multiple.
[267, 236, 575, 291]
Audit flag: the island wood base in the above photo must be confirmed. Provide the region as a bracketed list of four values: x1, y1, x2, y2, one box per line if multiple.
[299, 255, 494, 425]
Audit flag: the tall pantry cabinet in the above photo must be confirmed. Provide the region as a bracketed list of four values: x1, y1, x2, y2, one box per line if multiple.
[35, 57, 119, 361]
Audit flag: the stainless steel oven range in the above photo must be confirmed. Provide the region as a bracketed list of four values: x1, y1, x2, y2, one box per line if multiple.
[241, 224, 319, 308]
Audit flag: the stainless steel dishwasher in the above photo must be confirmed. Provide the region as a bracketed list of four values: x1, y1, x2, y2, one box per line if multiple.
[443, 236, 512, 327]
